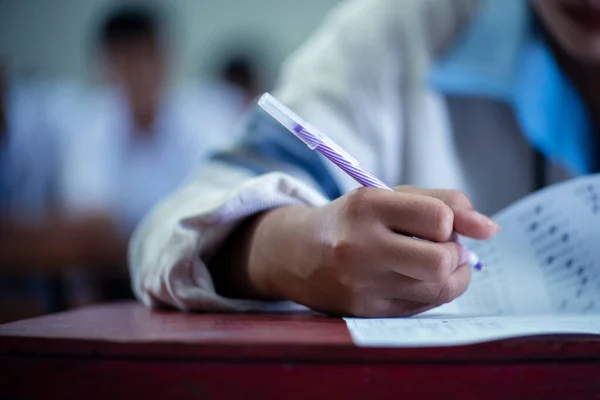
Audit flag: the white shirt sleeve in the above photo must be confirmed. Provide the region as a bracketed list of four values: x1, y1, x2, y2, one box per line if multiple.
[129, 163, 327, 311]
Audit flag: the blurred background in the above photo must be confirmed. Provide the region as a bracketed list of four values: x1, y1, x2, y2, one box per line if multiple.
[0, 0, 342, 323]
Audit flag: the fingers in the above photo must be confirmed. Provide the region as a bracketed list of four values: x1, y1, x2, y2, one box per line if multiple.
[380, 263, 471, 304]
[350, 264, 471, 318]
[313, 186, 492, 318]
[380, 235, 463, 281]
[394, 186, 500, 240]
[346, 188, 455, 242]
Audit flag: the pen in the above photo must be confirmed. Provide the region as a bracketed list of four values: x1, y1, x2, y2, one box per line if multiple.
[258, 92, 484, 271]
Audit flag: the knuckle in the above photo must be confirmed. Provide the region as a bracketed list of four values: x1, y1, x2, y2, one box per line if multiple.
[336, 270, 362, 295]
[329, 238, 357, 265]
[398, 243, 422, 265]
[324, 238, 369, 295]
[431, 200, 454, 240]
[431, 247, 453, 281]
[435, 282, 456, 306]
[343, 188, 375, 219]
[446, 190, 471, 208]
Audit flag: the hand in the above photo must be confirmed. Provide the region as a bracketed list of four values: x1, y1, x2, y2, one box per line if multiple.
[217, 186, 500, 317]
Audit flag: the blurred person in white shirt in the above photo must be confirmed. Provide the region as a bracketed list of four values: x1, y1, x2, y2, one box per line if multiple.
[58, 5, 245, 234]
[53, 4, 246, 302]
[1, 5, 245, 313]
[216, 51, 264, 107]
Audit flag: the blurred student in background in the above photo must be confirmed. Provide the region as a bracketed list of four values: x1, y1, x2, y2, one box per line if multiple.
[1, 4, 246, 319]
[60, 5, 245, 234]
[53, 4, 247, 303]
[130, 0, 600, 317]
[217, 52, 263, 106]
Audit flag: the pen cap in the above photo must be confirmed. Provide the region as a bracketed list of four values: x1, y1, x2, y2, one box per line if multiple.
[258, 93, 318, 149]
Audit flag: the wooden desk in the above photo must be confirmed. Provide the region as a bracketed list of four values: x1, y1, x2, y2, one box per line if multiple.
[1, 302, 599, 399]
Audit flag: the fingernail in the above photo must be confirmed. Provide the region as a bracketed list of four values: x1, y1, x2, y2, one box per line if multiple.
[459, 245, 469, 264]
[472, 210, 500, 230]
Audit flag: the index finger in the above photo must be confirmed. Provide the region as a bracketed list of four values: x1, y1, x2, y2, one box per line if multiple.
[394, 186, 500, 240]
[354, 188, 454, 242]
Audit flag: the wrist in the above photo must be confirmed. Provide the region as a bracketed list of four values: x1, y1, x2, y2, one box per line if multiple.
[247, 206, 317, 300]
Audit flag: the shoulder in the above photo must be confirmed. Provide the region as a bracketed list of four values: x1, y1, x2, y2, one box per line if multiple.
[279, 0, 480, 84]
[410, 0, 480, 58]
[305, 0, 478, 51]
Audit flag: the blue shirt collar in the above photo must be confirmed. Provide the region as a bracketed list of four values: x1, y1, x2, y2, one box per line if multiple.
[429, 0, 595, 175]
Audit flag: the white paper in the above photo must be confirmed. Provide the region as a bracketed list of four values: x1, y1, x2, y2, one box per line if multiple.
[346, 175, 600, 347]
[346, 314, 600, 347]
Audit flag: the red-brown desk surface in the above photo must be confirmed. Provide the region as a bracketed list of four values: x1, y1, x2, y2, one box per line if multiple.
[1, 302, 599, 399]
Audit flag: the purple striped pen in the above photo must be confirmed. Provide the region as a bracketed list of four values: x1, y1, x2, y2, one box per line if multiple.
[258, 93, 484, 271]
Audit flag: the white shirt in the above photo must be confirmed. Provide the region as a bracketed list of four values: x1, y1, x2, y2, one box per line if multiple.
[1, 80, 66, 223]
[129, 0, 577, 312]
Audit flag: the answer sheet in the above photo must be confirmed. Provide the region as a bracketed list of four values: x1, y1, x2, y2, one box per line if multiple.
[346, 314, 600, 347]
[345, 174, 600, 347]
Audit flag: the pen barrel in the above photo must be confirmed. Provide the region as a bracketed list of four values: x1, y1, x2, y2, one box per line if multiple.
[293, 126, 391, 191]
[319, 145, 391, 190]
